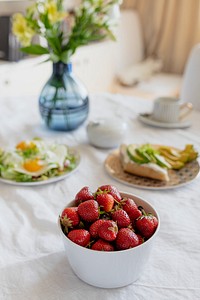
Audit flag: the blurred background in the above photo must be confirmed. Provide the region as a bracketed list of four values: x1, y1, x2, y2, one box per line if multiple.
[0, 0, 200, 98]
[122, 0, 200, 74]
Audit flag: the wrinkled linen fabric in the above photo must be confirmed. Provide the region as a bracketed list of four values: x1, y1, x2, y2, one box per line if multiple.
[0, 93, 200, 300]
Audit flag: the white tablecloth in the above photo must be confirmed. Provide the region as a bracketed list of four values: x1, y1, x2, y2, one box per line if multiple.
[0, 93, 200, 300]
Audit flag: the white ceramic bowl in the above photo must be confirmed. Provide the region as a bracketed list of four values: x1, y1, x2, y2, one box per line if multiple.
[86, 118, 127, 148]
[58, 192, 160, 288]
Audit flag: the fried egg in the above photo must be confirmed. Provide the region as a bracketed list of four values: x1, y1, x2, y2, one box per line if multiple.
[46, 144, 67, 169]
[14, 158, 58, 177]
[13, 140, 68, 177]
[16, 140, 37, 151]
[0, 139, 72, 180]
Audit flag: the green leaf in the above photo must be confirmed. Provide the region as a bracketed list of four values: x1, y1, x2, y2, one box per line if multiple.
[60, 50, 70, 63]
[21, 45, 49, 55]
[46, 36, 61, 55]
[49, 53, 60, 63]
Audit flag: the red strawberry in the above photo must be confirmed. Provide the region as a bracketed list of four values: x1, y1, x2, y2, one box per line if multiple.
[78, 200, 99, 222]
[122, 198, 142, 221]
[136, 234, 144, 245]
[60, 207, 80, 230]
[68, 229, 90, 247]
[98, 220, 118, 241]
[91, 239, 114, 251]
[75, 186, 94, 206]
[89, 219, 107, 238]
[116, 228, 139, 250]
[112, 209, 131, 228]
[97, 185, 121, 202]
[96, 193, 114, 212]
[152, 215, 158, 229]
[135, 214, 158, 239]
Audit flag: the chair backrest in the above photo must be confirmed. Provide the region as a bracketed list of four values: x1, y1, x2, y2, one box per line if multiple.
[180, 44, 200, 111]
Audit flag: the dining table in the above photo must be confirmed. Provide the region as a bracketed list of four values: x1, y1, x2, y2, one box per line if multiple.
[0, 92, 200, 300]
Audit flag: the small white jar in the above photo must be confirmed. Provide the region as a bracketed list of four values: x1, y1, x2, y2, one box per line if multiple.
[86, 117, 128, 148]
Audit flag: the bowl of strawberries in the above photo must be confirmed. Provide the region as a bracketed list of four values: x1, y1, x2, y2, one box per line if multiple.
[58, 184, 160, 288]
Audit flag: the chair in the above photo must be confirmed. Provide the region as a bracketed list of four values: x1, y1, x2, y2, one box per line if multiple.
[180, 44, 200, 111]
[112, 10, 182, 100]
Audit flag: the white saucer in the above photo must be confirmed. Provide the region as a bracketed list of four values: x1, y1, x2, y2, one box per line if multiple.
[138, 113, 191, 129]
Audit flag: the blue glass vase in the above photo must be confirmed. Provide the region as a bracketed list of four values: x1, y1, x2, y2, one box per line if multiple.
[39, 62, 89, 131]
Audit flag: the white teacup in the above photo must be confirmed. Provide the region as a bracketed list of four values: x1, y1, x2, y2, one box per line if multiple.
[152, 97, 193, 123]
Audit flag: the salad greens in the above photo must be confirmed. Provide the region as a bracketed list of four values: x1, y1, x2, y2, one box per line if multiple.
[0, 139, 78, 182]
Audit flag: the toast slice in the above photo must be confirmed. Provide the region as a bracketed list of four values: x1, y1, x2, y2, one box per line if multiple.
[120, 144, 170, 181]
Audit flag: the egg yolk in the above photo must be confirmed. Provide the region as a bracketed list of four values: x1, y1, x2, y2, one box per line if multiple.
[23, 159, 44, 172]
[16, 141, 35, 151]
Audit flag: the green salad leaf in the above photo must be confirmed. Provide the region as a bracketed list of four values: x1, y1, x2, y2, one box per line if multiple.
[0, 140, 78, 182]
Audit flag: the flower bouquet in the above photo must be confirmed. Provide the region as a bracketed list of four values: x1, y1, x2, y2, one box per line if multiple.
[12, 0, 121, 131]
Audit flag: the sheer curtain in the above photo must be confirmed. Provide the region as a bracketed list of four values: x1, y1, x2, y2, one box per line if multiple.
[122, 0, 200, 74]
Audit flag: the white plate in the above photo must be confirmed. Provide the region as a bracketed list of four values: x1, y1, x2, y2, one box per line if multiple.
[138, 113, 191, 129]
[0, 147, 80, 186]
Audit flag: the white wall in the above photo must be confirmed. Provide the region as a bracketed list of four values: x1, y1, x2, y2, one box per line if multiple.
[0, 1, 28, 16]
[0, 0, 80, 16]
